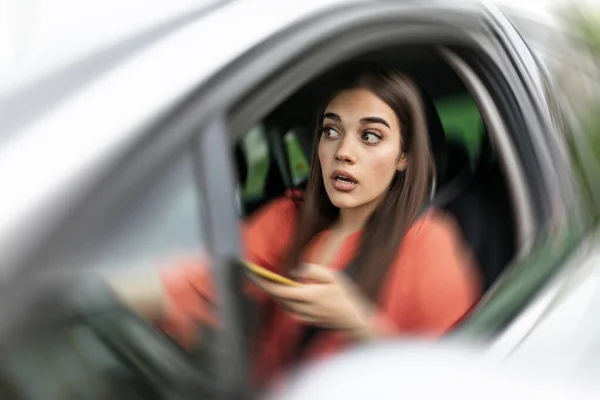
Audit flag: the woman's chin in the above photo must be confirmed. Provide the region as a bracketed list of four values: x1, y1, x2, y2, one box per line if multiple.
[327, 192, 361, 209]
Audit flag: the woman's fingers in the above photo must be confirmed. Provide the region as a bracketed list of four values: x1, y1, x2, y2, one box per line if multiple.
[277, 300, 323, 326]
[283, 306, 335, 328]
[280, 299, 314, 316]
[294, 263, 336, 283]
[289, 313, 323, 326]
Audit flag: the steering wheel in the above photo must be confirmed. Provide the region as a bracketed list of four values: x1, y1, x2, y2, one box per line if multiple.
[0, 264, 258, 400]
[68, 276, 220, 399]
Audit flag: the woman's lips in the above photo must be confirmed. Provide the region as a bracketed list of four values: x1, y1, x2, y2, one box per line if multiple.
[329, 169, 359, 192]
[329, 169, 358, 192]
[331, 178, 358, 192]
[330, 169, 358, 183]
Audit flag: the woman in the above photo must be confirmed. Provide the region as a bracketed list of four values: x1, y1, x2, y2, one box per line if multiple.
[112, 65, 480, 387]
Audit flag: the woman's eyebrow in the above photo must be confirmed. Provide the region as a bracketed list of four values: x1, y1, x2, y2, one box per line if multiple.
[360, 117, 390, 129]
[323, 112, 341, 122]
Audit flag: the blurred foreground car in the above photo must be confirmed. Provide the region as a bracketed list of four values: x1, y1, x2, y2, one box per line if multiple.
[1, 0, 600, 399]
[268, 340, 600, 400]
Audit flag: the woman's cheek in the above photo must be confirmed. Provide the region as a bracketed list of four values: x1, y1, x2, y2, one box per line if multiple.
[318, 142, 331, 169]
[369, 148, 399, 184]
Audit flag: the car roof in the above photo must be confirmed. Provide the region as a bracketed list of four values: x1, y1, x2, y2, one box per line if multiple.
[1, 0, 227, 96]
[0, 0, 562, 102]
[0, 0, 562, 139]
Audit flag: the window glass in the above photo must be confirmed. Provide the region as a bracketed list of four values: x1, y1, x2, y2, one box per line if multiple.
[241, 125, 270, 200]
[284, 130, 310, 186]
[435, 94, 484, 158]
[237, 124, 291, 216]
[86, 154, 205, 273]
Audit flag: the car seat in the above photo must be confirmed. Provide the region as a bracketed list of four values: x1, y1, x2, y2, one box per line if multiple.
[444, 128, 516, 291]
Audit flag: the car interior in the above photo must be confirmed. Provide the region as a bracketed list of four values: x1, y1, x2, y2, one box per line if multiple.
[233, 46, 516, 293]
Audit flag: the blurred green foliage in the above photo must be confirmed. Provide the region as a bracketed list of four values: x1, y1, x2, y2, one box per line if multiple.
[563, 2, 600, 54]
[559, 1, 600, 217]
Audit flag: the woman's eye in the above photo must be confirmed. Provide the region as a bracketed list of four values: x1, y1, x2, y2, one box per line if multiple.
[322, 127, 340, 138]
[362, 132, 382, 144]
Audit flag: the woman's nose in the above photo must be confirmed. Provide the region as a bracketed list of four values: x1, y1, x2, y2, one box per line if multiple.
[335, 135, 357, 164]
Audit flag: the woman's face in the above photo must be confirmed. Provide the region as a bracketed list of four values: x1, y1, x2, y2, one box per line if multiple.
[318, 88, 407, 210]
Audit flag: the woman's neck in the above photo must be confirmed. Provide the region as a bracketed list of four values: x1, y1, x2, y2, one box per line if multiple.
[335, 201, 379, 235]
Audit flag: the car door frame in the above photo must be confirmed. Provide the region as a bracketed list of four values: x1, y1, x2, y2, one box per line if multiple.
[457, 6, 600, 358]
[224, 2, 592, 358]
[222, 0, 571, 373]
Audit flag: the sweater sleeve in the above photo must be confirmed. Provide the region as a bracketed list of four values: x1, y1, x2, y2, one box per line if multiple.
[158, 194, 300, 348]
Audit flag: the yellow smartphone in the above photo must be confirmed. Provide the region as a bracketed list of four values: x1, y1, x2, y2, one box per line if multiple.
[243, 260, 302, 286]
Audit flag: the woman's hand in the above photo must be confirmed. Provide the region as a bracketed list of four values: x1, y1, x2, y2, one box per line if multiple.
[248, 264, 377, 341]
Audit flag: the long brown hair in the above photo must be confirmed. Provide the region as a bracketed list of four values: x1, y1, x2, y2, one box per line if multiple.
[285, 65, 436, 300]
